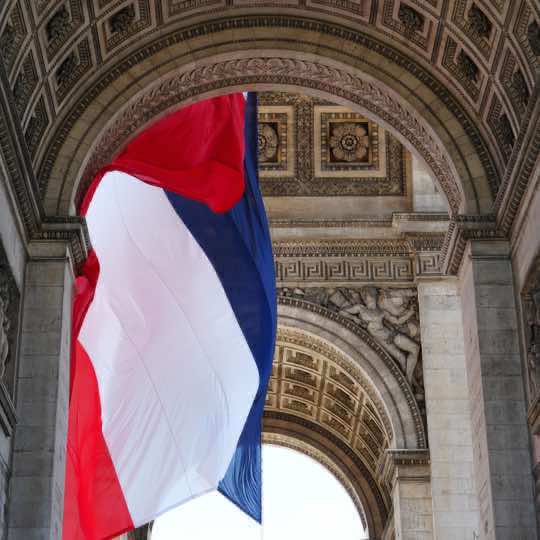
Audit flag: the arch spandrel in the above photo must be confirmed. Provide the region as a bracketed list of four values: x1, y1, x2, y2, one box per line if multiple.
[17, 19, 503, 217]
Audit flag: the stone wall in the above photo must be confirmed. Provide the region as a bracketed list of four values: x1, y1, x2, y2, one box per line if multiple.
[0, 162, 25, 538]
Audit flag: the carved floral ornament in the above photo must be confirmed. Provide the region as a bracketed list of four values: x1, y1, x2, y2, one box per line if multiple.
[77, 57, 463, 215]
[257, 123, 279, 162]
[329, 123, 370, 162]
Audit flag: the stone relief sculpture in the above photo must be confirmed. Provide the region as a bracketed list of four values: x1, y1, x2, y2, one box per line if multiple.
[279, 287, 422, 393]
[0, 282, 10, 380]
[524, 286, 540, 401]
[339, 287, 420, 384]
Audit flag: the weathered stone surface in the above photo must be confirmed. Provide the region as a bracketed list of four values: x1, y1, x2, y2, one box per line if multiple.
[460, 241, 537, 540]
[418, 278, 480, 539]
[8, 258, 73, 540]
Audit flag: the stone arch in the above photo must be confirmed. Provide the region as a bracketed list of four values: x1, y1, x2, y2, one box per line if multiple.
[277, 301, 426, 450]
[262, 432, 371, 532]
[263, 420, 386, 538]
[33, 24, 499, 217]
[260, 310, 427, 538]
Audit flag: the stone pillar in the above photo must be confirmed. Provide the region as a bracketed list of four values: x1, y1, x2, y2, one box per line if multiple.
[417, 278, 480, 539]
[459, 240, 536, 539]
[8, 254, 73, 539]
[384, 449, 433, 540]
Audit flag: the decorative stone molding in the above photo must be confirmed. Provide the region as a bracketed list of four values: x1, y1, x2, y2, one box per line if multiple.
[380, 448, 430, 490]
[75, 56, 464, 215]
[0, 59, 89, 272]
[495, 81, 540, 236]
[274, 237, 443, 284]
[440, 214, 505, 275]
[258, 93, 408, 197]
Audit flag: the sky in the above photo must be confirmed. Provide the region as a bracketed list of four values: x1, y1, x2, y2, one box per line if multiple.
[152, 445, 367, 540]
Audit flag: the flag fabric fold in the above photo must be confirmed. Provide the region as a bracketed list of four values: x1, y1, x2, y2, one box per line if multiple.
[63, 93, 276, 539]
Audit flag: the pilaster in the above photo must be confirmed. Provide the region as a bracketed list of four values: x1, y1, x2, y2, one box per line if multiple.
[459, 239, 536, 540]
[8, 248, 73, 540]
[383, 449, 432, 540]
[417, 278, 480, 539]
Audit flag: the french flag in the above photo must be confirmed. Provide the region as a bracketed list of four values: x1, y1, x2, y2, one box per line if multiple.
[63, 93, 277, 539]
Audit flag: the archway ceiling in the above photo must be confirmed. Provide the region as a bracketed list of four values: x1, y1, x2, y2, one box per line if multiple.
[266, 327, 393, 478]
[0, 0, 538, 217]
[263, 326, 395, 535]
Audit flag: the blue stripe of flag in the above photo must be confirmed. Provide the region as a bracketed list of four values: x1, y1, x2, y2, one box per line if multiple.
[164, 92, 276, 522]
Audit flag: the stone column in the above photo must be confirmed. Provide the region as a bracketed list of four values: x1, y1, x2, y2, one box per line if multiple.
[384, 449, 433, 540]
[417, 278, 480, 539]
[8, 252, 73, 540]
[459, 240, 536, 539]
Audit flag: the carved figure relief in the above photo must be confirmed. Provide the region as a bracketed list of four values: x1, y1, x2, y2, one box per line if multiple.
[0, 246, 20, 403]
[0, 283, 10, 380]
[278, 287, 423, 393]
[524, 286, 540, 402]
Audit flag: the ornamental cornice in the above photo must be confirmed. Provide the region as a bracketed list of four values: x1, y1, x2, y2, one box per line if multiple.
[380, 448, 431, 489]
[273, 236, 444, 283]
[495, 79, 540, 236]
[440, 214, 505, 275]
[273, 236, 444, 257]
[385, 448, 431, 466]
[0, 61, 89, 267]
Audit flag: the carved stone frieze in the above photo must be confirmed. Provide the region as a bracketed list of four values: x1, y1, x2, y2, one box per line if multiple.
[523, 258, 540, 406]
[494, 82, 540, 237]
[486, 92, 516, 163]
[441, 36, 484, 104]
[24, 96, 49, 160]
[54, 38, 92, 105]
[273, 314, 426, 449]
[269, 327, 393, 474]
[467, 4, 492, 40]
[499, 46, 531, 119]
[278, 287, 424, 395]
[12, 51, 38, 118]
[529, 19, 540, 57]
[273, 237, 443, 284]
[0, 240, 19, 433]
